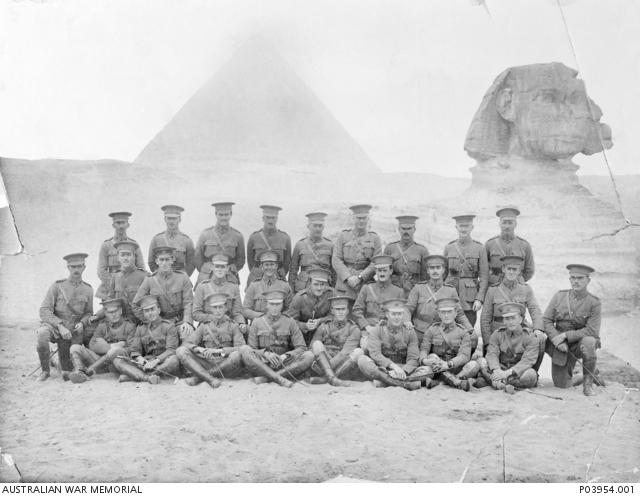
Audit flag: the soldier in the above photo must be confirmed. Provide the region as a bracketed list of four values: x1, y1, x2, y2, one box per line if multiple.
[383, 215, 429, 296]
[485, 206, 534, 286]
[97, 212, 145, 299]
[482, 302, 541, 394]
[240, 290, 315, 387]
[332, 204, 382, 299]
[194, 201, 245, 287]
[308, 295, 362, 386]
[543, 264, 602, 396]
[132, 246, 194, 340]
[289, 212, 334, 292]
[35, 253, 94, 381]
[242, 251, 293, 321]
[285, 268, 337, 344]
[176, 293, 246, 389]
[480, 255, 544, 356]
[419, 297, 480, 391]
[246, 205, 292, 285]
[193, 254, 247, 333]
[356, 298, 433, 390]
[406, 254, 474, 347]
[113, 295, 180, 383]
[444, 214, 489, 326]
[148, 205, 196, 276]
[352, 255, 406, 346]
[68, 298, 136, 383]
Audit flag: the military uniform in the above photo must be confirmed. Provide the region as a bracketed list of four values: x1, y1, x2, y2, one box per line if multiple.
[193, 277, 245, 326]
[480, 280, 543, 344]
[332, 229, 382, 298]
[194, 225, 245, 286]
[36, 276, 94, 374]
[486, 323, 540, 388]
[383, 241, 429, 296]
[289, 236, 334, 292]
[311, 318, 361, 367]
[246, 228, 292, 285]
[243, 276, 293, 321]
[543, 288, 601, 388]
[132, 270, 194, 326]
[97, 236, 145, 299]
[352, 280, 405, 330]
[285, 287, 337, 342]
[406, 281, 472, 344]
[105, 266, 148, 324]
[420, 321, 472, 373]
[149, 231, 196, 276]
[485, 235, 534, 286]
[443, 238, 489, 322]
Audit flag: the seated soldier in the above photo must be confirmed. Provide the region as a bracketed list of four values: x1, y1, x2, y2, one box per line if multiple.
[69, 298, 135, 383]
[356, 298, 433, 390]
[352, 255, 406, 348]
[193, 254, 247, 334]
[308, 295, 362, 386]
[240, 290, 314, 388]
[132, 246, 194, 340]
[543, 264, 602, 396]
[481, 302, 540, 394]
[285, 268, 336, 345]
[419, 297, 480, 392]
[177, 293, 246, 389]
[242, 250, 293, 322]
[407, 254, 475, 349]
[113, 295, 180, 384]
[480, 255, 544, 356]
[36, 253, 93, 382]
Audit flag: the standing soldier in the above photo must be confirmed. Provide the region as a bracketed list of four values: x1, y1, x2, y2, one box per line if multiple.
[194, 201, 245, 287]
[35, 253, 94, 381]
[289, 212, 334, 292]
[242, 251, 293, 321]
[352, 255, 406, 345]
[193, 254, 247, 333]
[240, 290, 315, 387]
[383, 215, 429, 296]
[485, 206, 534, 286]
[332, 204, 382, 299]
[97, 212, 145, 299]
[285, 268, 336, 344]
[148, 205, 196, 276]
[132, 246, 194, 340]
[483, 302, 541, 394]
[356, 299, 431, 390]
[246, 205, 292, 286]
[444, 214, 489, 326]
[406, 255, 473, 347]
[113, 295, 180, 383]
[68, 298, 135, 383]
[177, 293, 246, 389]
[543, 264, 602, 396]
[419, 297, 479, 391]
[480, 255, 544, 355]
[308, 295, 362, 385]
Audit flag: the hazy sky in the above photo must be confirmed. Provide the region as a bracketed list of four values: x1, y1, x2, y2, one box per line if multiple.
[0, 0, 638, 189]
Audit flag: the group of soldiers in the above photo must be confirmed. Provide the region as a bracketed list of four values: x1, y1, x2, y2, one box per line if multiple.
[35, 202, 603, 396]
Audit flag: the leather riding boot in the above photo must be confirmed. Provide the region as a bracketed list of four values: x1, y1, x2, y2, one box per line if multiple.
[241, 350, 293, 388]
[37, 347, 51, 381]
[440, 371, 469, 391]
[113, 358, 156, 384]
[316, 351, 350, 387]
[333, 356, 358, 379]
[181, 350, 221, 389]
[69, 348, 89, 384]
[582, 357, 597, 396]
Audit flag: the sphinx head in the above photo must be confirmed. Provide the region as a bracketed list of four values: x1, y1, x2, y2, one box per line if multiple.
[464, 63, 612, 161]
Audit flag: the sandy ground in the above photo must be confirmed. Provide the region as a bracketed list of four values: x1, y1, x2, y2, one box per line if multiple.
[1, 314, 639, 483]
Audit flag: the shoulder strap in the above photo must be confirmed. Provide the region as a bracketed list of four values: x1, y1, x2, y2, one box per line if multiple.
[259, 231, 273, 251]
[367, 284, 380, 302]
[437, 325, 453, 348]
[210, 228, 225, 248]
[564, 291, 574, 320]
[495, 238, 507, 257]
[497, 284, 511, 302]
[303, 239, 322, 264]
[424, 284, 437, 303]
[56, 283, 83, 319]
[453, 242, 474, 272]
[396, 244, 409, 266]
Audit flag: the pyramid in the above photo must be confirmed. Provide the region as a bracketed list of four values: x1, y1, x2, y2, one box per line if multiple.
[136, 39, 379, 173]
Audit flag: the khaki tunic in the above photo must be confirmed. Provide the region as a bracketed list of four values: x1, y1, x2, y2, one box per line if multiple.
[183, 316, 246, 356]
[90, 319, 136, 355]
[443, 238, 489, 310]
[247, 314, 306, 358]
[194, 225, 245, 285]
[485, 235, 535, 286]
[193, 278, 245, 325]
[311, 319, 361, 361]
[352, 280, 405, 329]
[106, 267, 148, 323]
[288, 236, 334, 292]
[148, 230, 196, 276]
[242, 277, 293, 321]
[367, 323, 419, 374]
[39, 278, 94, 342]
[285, 288, 336, 335]
[246, 228, 292, 284]
[128, 319, 179, 362]
[419, 322, 471, 368]
[97, 236, 145, 298]
[383, 241, 429, 295]
[543, 290, 601, 345]
[486, 325, 539, 376]
[332, 229, 382, 298]
[132, 271, 194, 325]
